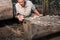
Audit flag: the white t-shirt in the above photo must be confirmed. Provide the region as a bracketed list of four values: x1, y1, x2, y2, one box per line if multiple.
[15, 1, 35, 17]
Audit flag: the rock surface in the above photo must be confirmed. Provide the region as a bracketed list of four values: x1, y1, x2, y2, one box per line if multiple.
[24, 15, 60, 39]
[0, 15, 60, 40]
[0, 0, 13, 20]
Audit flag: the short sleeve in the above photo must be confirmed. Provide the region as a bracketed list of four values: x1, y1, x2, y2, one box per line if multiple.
[31, 1, 36, 11]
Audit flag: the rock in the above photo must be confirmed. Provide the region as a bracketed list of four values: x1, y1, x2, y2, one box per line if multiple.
[0, 15, 60, 40]
[0, 0, 13, 20]
[0, 25, 24, 40]
[23, 15, 60, 39]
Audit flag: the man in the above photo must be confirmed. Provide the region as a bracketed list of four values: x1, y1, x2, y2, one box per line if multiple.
[15, 0, 42, 22]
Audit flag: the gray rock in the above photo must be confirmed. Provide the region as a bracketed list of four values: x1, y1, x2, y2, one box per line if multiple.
[0, 0, 13, 20]
[23, 15, 60, 39]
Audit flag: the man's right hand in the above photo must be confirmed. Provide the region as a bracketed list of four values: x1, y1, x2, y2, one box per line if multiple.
[15, 15, 24, 22]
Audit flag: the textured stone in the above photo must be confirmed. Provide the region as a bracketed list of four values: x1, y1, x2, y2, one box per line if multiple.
[23, 15, 60, 39]
[0, 0, 13, 20]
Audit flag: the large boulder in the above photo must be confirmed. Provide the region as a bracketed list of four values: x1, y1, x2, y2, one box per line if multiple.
[0, 0, 13, 20]
[23, 15, 60, 40]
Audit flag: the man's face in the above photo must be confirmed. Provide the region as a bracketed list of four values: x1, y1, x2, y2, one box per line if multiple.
[17, 0, 24, 7]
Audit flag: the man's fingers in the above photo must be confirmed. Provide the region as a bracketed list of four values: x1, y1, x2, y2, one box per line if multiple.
[18, 15, 24, 21]
[19, 15, 24, 19]
[15, 15, 24, 21]
[39, 14, 43, 17]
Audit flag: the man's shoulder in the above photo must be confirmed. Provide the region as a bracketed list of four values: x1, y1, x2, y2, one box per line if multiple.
[26, 1, 32, 4]
[15, 3, 19, 6]
[27, 1, 31, 2]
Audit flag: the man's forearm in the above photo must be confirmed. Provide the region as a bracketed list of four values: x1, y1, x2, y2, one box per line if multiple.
[34, 9, 41, 16]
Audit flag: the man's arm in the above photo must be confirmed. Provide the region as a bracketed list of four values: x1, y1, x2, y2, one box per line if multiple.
[15, 4, 24, 21]
[30, 1, 43, 16]
[33, 9, 42, 16]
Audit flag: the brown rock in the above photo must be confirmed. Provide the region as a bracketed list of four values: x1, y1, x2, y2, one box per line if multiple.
[0, 0, 13, 20]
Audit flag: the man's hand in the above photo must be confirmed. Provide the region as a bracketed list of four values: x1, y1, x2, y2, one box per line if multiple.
[34, 13, 43, 17]
[39, 14, 43, 17]
[33, 9, 43, 17]
[15, 15, 24, 22]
